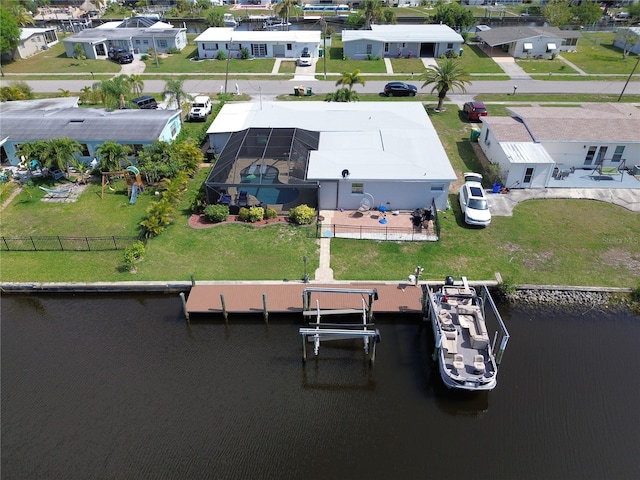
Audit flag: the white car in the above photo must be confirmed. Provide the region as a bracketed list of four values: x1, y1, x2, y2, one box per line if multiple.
[297, 48, 312, 67]
[459, 173, 491, 227]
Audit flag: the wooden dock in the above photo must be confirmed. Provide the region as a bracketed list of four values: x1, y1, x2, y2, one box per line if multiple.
[185, 282, 425, 317]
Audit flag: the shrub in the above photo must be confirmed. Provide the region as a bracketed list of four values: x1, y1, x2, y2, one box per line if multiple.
[494, 279, 517, 302]
[240, 47, 250, 59]
[166, 47, 180, 55]
[239, 206, 264, 223]
[204, 204, 229, 222]
[216, 50, 227, 61]
[288, 204, 315, 225]
[141, 54, 149, 61]
[265, 207, 278, 219]
[123, 240, 145, 271]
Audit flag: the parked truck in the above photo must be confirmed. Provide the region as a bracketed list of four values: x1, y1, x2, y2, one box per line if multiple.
[188, 96, 212, 121]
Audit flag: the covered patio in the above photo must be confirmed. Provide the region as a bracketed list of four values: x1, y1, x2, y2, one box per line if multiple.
[545, 166, 640, 189]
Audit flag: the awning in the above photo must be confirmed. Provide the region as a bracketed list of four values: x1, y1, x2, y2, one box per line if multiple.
[523, 42, 533, 51]
[547, 43, 557, 50]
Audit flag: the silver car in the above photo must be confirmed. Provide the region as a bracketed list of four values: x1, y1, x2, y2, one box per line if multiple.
[459, 173, 491, 227]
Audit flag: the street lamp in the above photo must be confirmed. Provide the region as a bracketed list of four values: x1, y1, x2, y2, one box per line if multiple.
[303, 256, 309, 283]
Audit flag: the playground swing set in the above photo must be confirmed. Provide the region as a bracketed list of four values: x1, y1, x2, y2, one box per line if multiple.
[101, 166, 145, 204]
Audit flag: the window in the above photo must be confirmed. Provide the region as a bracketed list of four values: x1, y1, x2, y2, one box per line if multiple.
[431, 184, 444, 192]
[351, 183, 364, 194]
[80, 144, 90, 157]
[612, 146, 625, 162]
[143, 40, 149, 45]
[366, 44, 372, 55]
[447, 43, 453, 49]
[287, 43, 292, 50]
[135, 39, 140, 45]
[384, 42, 389, 53]
[157, 40, 167, 48]
[596, 146, 608, 164]
[563, 38, 577, 47]
[523, 42, 533, 51]
[523, 167, 534, 184]
[546, 42, 557, 52]
[251, 43, 267, 57]
[585, 146, 597, 165]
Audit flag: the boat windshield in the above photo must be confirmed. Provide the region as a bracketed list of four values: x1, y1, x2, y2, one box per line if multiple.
[468, 198, 488, 210]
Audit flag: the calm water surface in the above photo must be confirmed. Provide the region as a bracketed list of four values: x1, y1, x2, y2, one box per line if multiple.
[2, 295, 639, 480]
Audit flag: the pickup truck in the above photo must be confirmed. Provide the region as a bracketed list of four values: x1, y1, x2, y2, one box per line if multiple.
[188, 96, 213, 121]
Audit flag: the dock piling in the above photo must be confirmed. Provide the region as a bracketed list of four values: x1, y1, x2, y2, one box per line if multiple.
[262, 293, 268, 324]
[180, 292, 190, 322]
[220, 294, 228, 322]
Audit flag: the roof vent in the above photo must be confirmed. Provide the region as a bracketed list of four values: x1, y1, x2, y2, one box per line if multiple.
[69, 119, 84, 123]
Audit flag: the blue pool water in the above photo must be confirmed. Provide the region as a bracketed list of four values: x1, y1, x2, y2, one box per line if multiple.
[240, 164, 299, 205]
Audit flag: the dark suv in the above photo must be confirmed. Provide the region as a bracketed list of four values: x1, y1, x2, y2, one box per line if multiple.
[383, 82, 417, 97]
[108, 48, 134, 64]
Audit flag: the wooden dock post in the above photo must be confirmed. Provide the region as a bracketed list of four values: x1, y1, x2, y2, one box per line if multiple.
[301, 334, 307, 362]
[220, 294, 228, 322]
[262, 293, 268, 324]
[190, 275, 195, 287]
[179, 292, 190, 322]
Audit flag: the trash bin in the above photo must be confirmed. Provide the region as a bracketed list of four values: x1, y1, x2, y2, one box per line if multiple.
[294, 86, 304, 96]
[633, 165, 640, 175]
[306, 87, 313, 96]
[318, 48, 323, 58]
[492, 183, 501, 194]
[459, 48, 464, 57]
[470, 128, 481, 142]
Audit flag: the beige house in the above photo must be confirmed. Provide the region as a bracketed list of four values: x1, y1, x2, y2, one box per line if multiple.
[15, 28, 59, 59]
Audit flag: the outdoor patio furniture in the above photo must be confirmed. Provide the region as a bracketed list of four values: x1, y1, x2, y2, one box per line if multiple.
[237, 190, 249, 207]
[50, 170, 65, 181]
[219, 193, 232, 206]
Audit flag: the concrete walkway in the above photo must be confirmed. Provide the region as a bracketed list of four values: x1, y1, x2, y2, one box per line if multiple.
[315, 210, 335, 282]
[492, 56, 531, 80]
[557, 55, 588, 76]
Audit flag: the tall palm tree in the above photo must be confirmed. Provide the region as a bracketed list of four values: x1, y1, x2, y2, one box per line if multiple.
[162, 78, 191, 111]
[128, 74, 144, 97]
[93, 74, 132, 109]
[419, 58, 470, 112]
[335, 69, 365, 91]
[14, 7, 35, 27]
[274, 0, 299, 31]
[95, 141, 132, 172]
[361, 0, 383, 29]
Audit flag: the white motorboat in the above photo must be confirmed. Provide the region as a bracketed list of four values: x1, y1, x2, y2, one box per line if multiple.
[426, 276, 509, 391]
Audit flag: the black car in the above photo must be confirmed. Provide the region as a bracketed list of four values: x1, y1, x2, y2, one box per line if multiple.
[108, 48, 134, 64]
[383, 82, 418, 97]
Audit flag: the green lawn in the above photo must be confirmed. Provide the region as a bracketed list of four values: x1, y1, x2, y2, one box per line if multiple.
[144, 51, 276, 74]
[562, 32, 638, 75]
[516, 58, 579, 74]
[1, 38, 120, 75]
[459, 44, 505, 74]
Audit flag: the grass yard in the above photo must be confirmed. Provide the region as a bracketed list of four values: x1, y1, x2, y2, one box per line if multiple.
[562, 32, 638, 75]
[516, 58, 579, 74]
[144, 51, 276, 74]
[459, 44, 505, 74]
[1, 38, 120, 75]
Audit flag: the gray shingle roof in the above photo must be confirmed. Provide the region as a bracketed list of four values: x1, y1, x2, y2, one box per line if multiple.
[477, 27, 582, 47]
[2, 108, 179, 143]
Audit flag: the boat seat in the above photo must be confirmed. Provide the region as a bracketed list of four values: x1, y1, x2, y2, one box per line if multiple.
[473, 355, 486, 373]
[457, 306, 489, 349]
[439, 310, 452, 325]
[441, 335, 457, 355]
[453, 354, 464, 370]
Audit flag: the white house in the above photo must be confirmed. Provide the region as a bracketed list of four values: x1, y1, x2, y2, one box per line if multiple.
[478, 103, 640, 189]
[194, 28, 321, 59]
[14, 28, 59, 59]
[62, 17, 187, 59]
[476, 26, 582, 59]
[205, 102, 456, 211]
[0, 99, 182, 167]
[614, 27, 640, 56]
[342, 24, 464, 59]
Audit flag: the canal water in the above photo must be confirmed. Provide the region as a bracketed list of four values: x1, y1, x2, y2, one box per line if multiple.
[2, 295, 639, 479]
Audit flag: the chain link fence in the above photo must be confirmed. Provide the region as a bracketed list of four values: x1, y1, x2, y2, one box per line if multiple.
[1, 236, 139, 252]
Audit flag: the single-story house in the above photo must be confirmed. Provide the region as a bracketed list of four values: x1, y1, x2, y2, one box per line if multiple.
[62, 17, 187, 59]
[13, 28, 59, 60]
[0, 98, 182, 167]
[478, 103, 640, 188]
[194, 28, 321, 59]
[614, 27, 640, 56]
[476, 27, 582, 58]
[205, 102, 456, 212]
[342, 24, 464, 59]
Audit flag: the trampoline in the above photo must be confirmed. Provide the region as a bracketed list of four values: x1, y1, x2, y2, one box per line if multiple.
[240, 164, 299, 205]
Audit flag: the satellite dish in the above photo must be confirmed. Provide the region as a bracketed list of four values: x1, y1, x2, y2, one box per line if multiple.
[341, 169, 350, 178]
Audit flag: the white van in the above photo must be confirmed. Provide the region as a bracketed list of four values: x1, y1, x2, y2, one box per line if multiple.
[188, 96, 212, 121]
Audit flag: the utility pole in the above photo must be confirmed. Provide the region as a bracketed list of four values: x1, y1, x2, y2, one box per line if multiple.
[321, 18, 327, 80]
[618, 54, 640, 102]
[224, 37, 232, 94]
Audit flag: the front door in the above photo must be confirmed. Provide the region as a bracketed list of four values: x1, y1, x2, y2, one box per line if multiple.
[521, 167, 535, 187]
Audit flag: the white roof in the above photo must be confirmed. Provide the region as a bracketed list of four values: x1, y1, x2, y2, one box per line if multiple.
[208, 102, 455, 182]
[20, 28, 54, 40]
[501, 142, 555, 165]
[96, 21, 122, 29]
[343, 24, 463, 43]
[195, 27, 321, 43]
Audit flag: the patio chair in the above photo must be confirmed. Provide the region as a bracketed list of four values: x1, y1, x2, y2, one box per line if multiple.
[237, 190, 249, 207]
[219, 193, 232, 206]
[50, 170, 65, 181]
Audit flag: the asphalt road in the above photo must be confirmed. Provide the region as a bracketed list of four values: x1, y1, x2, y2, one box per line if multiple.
[11, 78, 640, 99]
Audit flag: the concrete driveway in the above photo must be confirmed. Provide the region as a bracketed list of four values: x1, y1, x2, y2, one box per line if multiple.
[488, 187, 640, 215]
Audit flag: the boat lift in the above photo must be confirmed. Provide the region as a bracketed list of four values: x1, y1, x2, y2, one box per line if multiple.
[299, 288, 381, 364]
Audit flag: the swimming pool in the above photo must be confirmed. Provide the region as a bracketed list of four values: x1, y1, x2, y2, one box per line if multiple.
[240, 164, 299, 205]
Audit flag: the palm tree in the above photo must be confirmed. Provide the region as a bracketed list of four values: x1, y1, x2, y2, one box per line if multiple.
[325, 87, 359, 103]
[419, 58, 470, 112]
[335, 69, 365, 91]
[274, 0, 299, 31]
[14, 7, 35, 27]
[361, 0, 383, 29]
[95, 141, 132, 172]
[94, 74, 132, 109]
[162, 78, 191, 111]
[128, 74, 144, 96]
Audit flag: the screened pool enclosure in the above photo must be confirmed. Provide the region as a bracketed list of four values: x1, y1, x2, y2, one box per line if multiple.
[205, 127, 320, 212]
